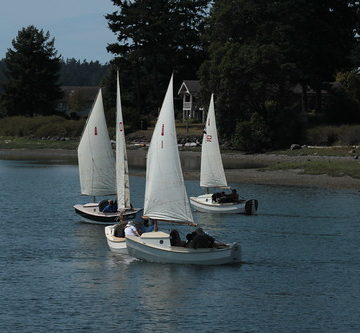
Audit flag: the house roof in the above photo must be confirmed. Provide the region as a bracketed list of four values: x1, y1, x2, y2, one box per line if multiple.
[178, 80, 200, 95]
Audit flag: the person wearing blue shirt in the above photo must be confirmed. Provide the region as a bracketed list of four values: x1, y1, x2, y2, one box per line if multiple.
[141, 219, 154, 233]
[103, 200, 117, 213]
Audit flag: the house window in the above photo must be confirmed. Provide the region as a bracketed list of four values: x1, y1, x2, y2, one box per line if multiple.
[185, 94, 191, 102]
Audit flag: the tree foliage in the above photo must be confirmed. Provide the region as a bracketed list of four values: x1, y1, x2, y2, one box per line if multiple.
[1, 26, 63, 116]
[199, 0, 359, 150]
[59, 58, 109, 86]
[324, 71, 360, 124]
[106, 0, 209, 120]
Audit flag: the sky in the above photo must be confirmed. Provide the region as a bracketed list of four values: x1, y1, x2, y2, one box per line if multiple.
[0, 0, 118, 64]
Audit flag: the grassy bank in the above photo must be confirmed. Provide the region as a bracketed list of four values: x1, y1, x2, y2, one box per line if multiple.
[264, 158, 360, 179]
[0, 136, 78, 149]
[271, 145, 360, 157]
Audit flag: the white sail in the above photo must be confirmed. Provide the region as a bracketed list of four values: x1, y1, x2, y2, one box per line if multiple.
[77, 89, 116, 196]
[116, 71, 131, 209]
[200, 94, 228, 188]
[143, 75, 194, 223]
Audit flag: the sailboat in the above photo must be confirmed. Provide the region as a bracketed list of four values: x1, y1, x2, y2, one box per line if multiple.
[189, 94, 258, 215]
[124, 75, 241, 265]
[104, 72, 142, 248]
[74, 74, 141, 224]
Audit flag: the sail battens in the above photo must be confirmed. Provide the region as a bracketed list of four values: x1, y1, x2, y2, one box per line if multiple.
[78, 89, 116, 196]
[200, 94, 228, 188]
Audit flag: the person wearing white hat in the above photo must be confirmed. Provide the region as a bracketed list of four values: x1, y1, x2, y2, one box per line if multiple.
[124, 221, 140, 237]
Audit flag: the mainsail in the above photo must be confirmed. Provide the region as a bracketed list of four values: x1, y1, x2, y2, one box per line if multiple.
[116, 72, 131, 209]
[200, 94, 228, 188]
[77, 89, 116, 196]
[143, 75, 194, 223]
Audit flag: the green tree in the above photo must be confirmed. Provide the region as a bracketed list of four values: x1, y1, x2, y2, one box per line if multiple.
[1, 26, 63, 116]
[336, 71, 360, 102]
[199, 0, 359, 150]
[0, 59, 6, 88]
[200, 1, 300, 146]
[59, 58, 109, 86]
[323, 71, 360, 124]
[276, 0, 359, 113]
[106, 0, 209, 120]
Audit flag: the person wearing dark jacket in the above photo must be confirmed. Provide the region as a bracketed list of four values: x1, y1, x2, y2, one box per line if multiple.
[103, 200, 117, 213]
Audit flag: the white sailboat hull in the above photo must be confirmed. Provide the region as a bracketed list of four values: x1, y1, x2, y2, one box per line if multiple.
[104, 225, 127, 253]
[126, 232, 241, 265]
[189, 194, 258, 215]
[74, 203, 142, 225]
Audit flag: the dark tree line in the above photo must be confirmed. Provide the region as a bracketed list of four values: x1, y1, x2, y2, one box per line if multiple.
[106, 0, 209, 119]
[1, 1, 360, 151]
[1, 57, 109, 88]
[0, 26, 110, 117]
[104, 0, 360, 150]
[59, 58, 109, 86]
[198, 0, 360, 150]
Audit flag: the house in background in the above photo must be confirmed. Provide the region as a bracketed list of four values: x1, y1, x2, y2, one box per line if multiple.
[57, 86, 99, 118]
[178, 80, 204, 122]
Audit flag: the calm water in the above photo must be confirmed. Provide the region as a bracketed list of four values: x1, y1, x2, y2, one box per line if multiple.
[1, 158, 360, 332]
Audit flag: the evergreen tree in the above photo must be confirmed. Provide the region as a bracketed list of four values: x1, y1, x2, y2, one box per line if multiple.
[59, 58, 109, 86]
[199, 0, 359, 150]
[106, 0, 209, 119]
[276, 0, 359, 113]
[0, 59, 6, 89]
[1, 26, 63, 116]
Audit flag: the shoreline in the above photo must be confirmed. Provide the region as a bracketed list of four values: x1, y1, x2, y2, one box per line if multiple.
[1, 148, 360, 191]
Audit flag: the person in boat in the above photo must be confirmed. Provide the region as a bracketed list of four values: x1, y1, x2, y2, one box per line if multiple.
[170, 229, 186, 247]
[185, 232, 194, 247]
[124, 221, 140, 237]
[212, 192, 222, 203]
[102, 200, 117, 213]
[189, 228, 215, 249]
[114, 221, 127, 237]
[141, 219, 154, 233]
[217, 192, 227, 203]
[228, 189, 239, 202]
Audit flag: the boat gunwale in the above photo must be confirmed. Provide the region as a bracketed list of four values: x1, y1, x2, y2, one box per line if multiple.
[126, 236, 234, 254]
[74, 205, 142, 217]
[189, 196, 246, 208]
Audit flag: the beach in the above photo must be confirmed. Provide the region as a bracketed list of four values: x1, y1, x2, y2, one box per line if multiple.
[1, 148, 360, 190]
